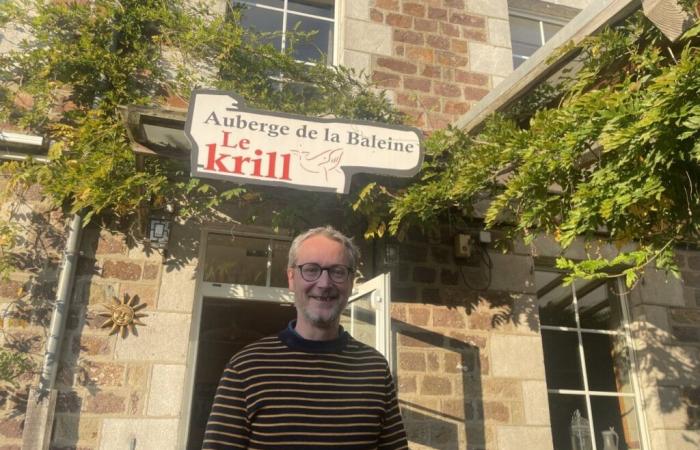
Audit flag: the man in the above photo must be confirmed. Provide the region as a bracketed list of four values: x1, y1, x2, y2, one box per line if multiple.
[203, 226, 408, 449]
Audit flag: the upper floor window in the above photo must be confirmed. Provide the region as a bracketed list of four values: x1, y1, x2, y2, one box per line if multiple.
[233, 0, 336, 64]
[509, 12, 564, 68]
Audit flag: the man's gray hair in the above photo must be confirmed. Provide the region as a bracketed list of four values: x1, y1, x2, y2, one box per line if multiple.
[287, 226, 360, 269]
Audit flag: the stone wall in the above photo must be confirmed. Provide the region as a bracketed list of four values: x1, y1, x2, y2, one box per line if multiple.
[0, 181, 199, 450]
[342, 0, 513, 130]
[382, 229, 553, 449]
[42, 220, 202, 450]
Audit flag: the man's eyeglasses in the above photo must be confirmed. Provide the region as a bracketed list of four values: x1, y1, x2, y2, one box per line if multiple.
[295, 263, 354, 283]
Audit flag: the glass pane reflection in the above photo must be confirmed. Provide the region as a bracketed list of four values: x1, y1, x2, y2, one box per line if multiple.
[340, 293, 376, 348]
[204, 234, 291, 288]
[536, 271, 576, 327]
[239, 5, 283, 51]
[548, 393, 590, 450]
[582, 333, 633, 394]
[578, 282, 623, 330]
[286, 14, 333, 62]
[288, 0, 334, 18]
[541, 330, 584, 390]
[591, 396, 642, 450]
[509, 15, 543, 46]
[543, 22, 563, 41]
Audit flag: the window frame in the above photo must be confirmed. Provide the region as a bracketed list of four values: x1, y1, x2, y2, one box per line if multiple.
[535, 266, 651, 450]
[508, 9, 567, 68]
[232, 0, 339, 65]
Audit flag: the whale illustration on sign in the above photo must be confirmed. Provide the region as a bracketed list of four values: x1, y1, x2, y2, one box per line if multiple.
[185, 90, 423, 194]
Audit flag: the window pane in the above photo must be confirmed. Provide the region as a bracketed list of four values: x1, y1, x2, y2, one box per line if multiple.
[542, 330, 584, 390]
[270, 239, 291, 287]
[239, 4, 283, 51]
[288, 0, 334, 18]
[512, 41, 541, 60]
[543, 22, 563, 41]
[509, 15, 543, 46]
[548, 393, 591, 450]
[536, 271, 576, 327]
[340, 293, 376, 348]
[286, 14, 333, 62]
[204, 235, 290, 287]
[582, 333, 633, 394]
[235, 0, 284, 9]
[513, 55, 527, 68]
[591, 396, 642, 450]
[578, 282, 623, 330]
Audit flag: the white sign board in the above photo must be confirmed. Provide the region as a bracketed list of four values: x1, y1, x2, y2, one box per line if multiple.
[185, 90, 423, 193]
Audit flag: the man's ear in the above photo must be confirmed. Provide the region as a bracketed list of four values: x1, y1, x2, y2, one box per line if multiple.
[287, 267, 295, 290]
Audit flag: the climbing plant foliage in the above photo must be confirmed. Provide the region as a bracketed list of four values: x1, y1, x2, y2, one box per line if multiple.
[355, 13, 700, 285]
[0, 0, 402, 226]
[0, 0, 403, 384]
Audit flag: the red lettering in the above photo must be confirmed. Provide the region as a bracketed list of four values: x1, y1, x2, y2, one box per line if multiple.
[232, 155, 250, 174]
[206, 143, 233, 173]
[266, 152, 276, 178]
[221, 131, 233, 148]
[206, 143, 292, 181]
[280, 153, 291, 180]
[252, 149, 263, 177]
[221, 132, 250, 150]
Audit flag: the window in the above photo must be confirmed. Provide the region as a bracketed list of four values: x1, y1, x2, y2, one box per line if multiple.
[535, 268, 648, 450]
[509, 13, 564, 68]
[233, 0, 336, 63]
[203, 233, 292, 287]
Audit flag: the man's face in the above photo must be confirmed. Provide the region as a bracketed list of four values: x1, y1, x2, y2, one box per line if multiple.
[287, 235, 353, 331]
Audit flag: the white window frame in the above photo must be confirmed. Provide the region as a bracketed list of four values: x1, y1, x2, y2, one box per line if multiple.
[346, 272, 393, 369]
[232, 0, 340, 65]
[536, 268, 651, 450]
[508, 9, 568, 67]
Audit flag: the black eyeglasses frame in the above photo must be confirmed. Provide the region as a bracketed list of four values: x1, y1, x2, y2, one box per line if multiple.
[294, 263, 354, 283]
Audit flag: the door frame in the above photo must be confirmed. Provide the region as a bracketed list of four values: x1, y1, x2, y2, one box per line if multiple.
[176, 228, 294, 449]
[176, 228, 393, 448]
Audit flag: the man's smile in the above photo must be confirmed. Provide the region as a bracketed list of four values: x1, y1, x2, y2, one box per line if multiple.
[309, 294, 339, 302]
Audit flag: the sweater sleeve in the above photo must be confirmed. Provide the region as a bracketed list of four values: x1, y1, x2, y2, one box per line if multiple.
[202, 360, 250, 449]
[379, 368, 409, 449]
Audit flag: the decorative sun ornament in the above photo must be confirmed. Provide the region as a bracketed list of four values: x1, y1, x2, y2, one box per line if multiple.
[99, 295, 148, 338]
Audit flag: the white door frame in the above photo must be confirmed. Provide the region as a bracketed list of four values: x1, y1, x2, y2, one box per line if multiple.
[176, 228, 392, 448]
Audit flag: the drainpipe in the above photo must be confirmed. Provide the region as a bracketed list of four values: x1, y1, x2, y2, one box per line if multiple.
[38, 210, 83, 392]
[21, 210, 83, 450]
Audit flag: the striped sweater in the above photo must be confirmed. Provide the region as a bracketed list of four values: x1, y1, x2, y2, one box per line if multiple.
[202, 323, 408, 450]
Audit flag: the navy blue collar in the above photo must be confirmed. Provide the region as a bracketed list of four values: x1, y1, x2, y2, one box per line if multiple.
[279, 320, 349, 353]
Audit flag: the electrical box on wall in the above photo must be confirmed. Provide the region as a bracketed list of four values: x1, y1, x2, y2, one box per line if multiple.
[454, 234, 472, 258]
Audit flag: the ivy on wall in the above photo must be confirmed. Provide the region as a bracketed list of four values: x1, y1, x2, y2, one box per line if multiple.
[355, 13, 700, 285]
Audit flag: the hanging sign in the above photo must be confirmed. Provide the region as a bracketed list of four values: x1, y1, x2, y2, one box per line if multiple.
[185, 90, 423, 193]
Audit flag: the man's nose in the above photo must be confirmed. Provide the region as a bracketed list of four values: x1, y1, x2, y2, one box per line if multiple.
[314, 269, 333, 287]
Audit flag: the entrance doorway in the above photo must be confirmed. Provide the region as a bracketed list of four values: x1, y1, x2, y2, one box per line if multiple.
[180, 230, 393, 449]
[186, 297, 296, 449]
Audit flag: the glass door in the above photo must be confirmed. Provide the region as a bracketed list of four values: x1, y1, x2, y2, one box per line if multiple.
[340, 272, 392, 366]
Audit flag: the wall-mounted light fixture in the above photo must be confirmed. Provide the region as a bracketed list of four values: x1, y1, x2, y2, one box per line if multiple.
[383, 242, 399, 267]
[148, 217, 170, 249]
